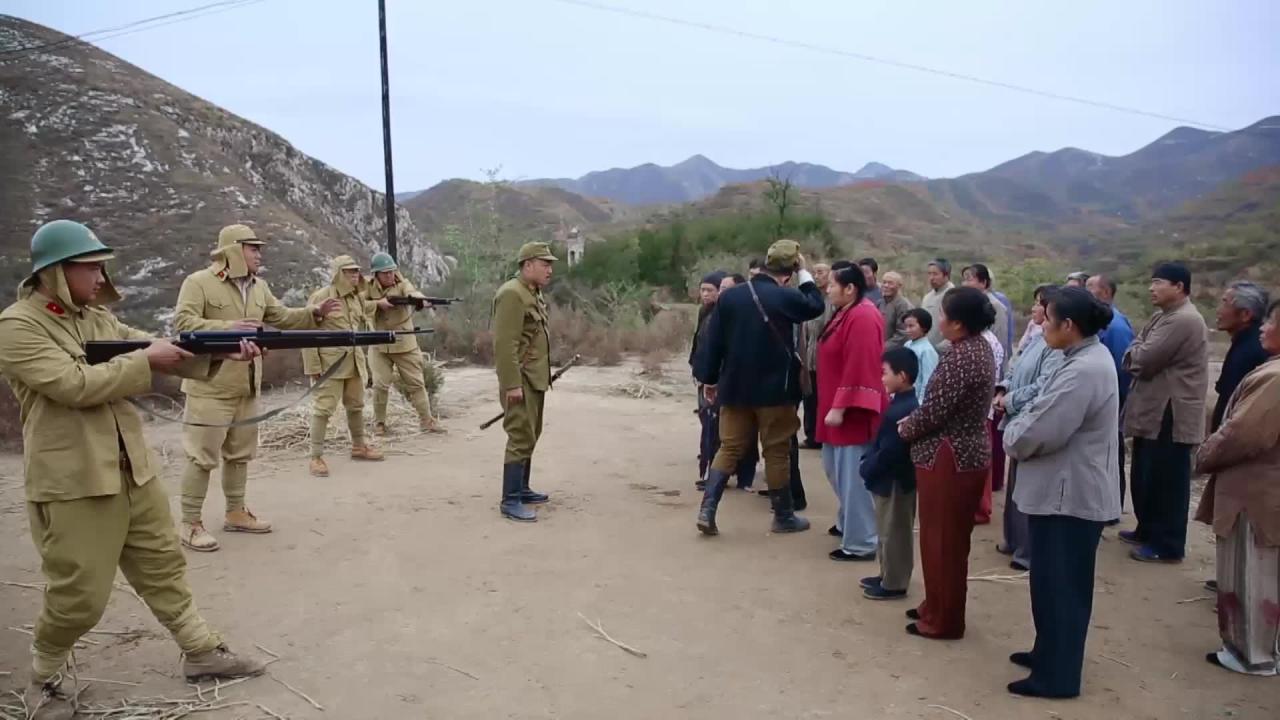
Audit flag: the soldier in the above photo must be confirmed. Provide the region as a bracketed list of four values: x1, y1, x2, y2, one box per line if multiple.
[492, 242, 557, 522]
[173, 225, 341, 552]
[364, 251, 443, 435]
[0, 220, 266, 719]
[303, 255, 389, 476]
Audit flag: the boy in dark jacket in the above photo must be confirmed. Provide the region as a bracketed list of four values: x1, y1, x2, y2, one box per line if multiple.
[858, 347, 920, 600]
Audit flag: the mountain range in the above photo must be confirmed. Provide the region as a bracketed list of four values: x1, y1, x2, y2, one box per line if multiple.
[0, 15, 449, 330]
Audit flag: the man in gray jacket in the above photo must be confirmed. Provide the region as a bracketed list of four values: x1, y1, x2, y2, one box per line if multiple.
[1120, 262, 1209, 563]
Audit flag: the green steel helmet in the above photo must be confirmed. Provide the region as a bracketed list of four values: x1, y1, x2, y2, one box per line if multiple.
[30, 219, 114, 274]
[370, 252, 398, 273]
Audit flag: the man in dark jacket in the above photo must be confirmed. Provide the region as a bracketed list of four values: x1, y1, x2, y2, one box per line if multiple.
[693, 239, 825, 535]
[1211, 281, 1270, 432]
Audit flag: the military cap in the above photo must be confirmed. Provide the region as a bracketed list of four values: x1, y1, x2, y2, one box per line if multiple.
[765, 239, 801, 273]
[217, 224, 265, 247]
[516, 242, 558, 264]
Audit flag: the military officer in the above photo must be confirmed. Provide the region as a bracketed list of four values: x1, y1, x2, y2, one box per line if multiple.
[363, 251, 443, 434]
[173, 224, 341, 552]
[303, 255, 388, 476]
[0, 220, 266, 719]
[492, 242, 557, 522]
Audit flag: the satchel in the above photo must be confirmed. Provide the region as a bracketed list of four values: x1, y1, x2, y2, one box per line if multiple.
[746, 279, 812, 396]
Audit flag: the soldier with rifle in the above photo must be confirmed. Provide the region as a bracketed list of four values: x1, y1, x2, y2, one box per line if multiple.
[364, 251, 443, 435]
[0, 220, 268, 718]
[172, 224, 341, 552]
[491, 242, 559, 522]
[303, 255, 388, 476]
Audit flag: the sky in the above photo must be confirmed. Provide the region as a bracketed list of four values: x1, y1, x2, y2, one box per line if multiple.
[7, 0, 1278, 193]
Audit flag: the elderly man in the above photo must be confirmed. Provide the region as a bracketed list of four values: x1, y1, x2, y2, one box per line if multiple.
[1211, 281, 1271, 432]
[879, 271, 913, 348]
[1087, 274, 1136, 511]
[1121, 263, 1209, 563]
[1065, 271, 1090, 288]
[800, 262, 833, 449]
[921, 258, 956, 350]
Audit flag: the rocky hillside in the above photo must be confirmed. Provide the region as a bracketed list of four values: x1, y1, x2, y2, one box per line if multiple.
[0, 16, 450, 330]
[520, 154, 924, 205]
[404, 179, 636, 245]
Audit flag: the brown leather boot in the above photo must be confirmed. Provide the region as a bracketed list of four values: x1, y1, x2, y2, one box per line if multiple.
[224, 508, 272, 534]
[351, 444, 385, 461]
[309, 457, 330, 477]
[24, 677, 74, 720]
[180, 521, 220, 552]
[183, 644, 266, 682]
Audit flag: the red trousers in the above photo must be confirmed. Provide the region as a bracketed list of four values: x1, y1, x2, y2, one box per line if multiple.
[974, 420, 997, 524]
[915, 440, 989, 639]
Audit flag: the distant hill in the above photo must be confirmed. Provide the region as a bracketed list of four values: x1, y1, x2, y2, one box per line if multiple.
[519, 154, 924, 205]
[0, 16, 449, 330]
[403, 179, 637, 244]
[927, 117, 1280, 224]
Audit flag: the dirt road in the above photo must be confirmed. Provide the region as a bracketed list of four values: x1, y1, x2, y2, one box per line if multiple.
[0, 360, 1274, 719]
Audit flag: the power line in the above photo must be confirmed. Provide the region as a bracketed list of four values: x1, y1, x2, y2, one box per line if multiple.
[0, 0, 264, 60]
[546, 0, 1233, 132]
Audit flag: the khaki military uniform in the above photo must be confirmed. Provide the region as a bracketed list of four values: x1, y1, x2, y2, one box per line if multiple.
[303, 258, 378, 458]
[0, 279, 222, 679]
[364, 274, 434, 425]
[174, 266, 315, 523]
[492, 277, 552, 463]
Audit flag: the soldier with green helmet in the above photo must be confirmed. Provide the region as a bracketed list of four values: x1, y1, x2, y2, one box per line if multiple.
[0, 220, 267, 719]
[492, 242, 557, 521]
[303, 255, 389, 476]
[172, 224, 341, 552]
[363, 251, 443, 434]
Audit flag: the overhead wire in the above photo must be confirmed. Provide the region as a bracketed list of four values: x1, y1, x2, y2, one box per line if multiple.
[0, 0, 266, 61]
[545, 0, 1232, 131]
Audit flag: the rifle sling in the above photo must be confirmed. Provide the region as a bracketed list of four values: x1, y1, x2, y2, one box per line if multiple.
[125, 351, 351, 428]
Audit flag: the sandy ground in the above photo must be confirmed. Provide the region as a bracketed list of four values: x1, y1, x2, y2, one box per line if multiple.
[0, 359, 1276, 719]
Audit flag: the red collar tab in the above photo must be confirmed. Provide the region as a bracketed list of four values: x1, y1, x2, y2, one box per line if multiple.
[44, 301, 65, 316]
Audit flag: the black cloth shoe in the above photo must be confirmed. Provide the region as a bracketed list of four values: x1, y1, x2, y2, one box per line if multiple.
[906, 608, 920, 620]
[1010, 560, 1029, 571]
[830, 549, 875, 562]
[1204, 579, 1218, 592]
[905, 623, 922, 636]
[1205, 652, 1225, 669]
[828, 525, 842, 537]
[863, 585, 907, 600]
[860, 575, 882, 590]
[1009, 652, 1035, 669]
[1007, 678, 1077, 699]
[697, 469, 730, 535]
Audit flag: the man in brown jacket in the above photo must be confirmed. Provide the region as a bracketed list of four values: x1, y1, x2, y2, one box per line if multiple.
[1120, 262, 1209, 563]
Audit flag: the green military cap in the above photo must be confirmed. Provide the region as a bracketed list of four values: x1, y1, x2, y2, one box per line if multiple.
[765, 238, 801, 272]
[370, 252, 398, 273]
[31, 219, 114, 274]
[217, 224, 265, 247]
[516, 242, 558, 264]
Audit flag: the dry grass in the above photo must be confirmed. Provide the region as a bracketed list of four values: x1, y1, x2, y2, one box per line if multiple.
[257, 390, 435, 456]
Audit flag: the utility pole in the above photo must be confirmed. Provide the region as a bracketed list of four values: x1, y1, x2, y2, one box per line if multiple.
[378, 0, 397, 260]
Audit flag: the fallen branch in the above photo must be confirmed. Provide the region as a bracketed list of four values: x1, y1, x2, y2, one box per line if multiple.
[425, 659, 479, 681]
[254, 643, 281, 659]
[966, 571, 1029, 583]
[271, 674, 325, 711]
[577, 612, 648, 658]
[927, 704, 974, 720]
[1101, 654, 1134, 668]
[78, 677, 141, 687]
[1, 580, 46, 591]
[1177, 595, 1212, 604]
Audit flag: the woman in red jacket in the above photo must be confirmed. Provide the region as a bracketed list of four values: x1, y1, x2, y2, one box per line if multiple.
[817, 266, 888, 561]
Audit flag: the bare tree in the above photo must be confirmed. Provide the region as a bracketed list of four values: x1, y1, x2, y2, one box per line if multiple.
[762, 168, 795, 240]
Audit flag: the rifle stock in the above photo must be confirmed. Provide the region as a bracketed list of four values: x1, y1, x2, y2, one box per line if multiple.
[83, 328, 433, 365]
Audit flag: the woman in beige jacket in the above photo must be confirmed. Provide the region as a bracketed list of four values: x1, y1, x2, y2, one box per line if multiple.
[1195, 298, 1280, 676]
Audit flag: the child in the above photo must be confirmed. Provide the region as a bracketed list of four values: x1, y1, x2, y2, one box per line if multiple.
[858, 347, 920, 600]
[902, 308, 939, 402]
